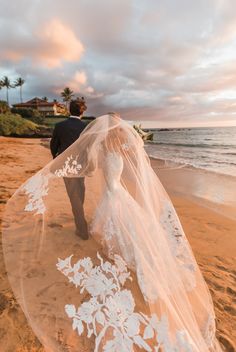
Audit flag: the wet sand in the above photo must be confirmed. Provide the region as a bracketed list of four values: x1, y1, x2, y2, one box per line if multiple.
[0, 137, 235, 351]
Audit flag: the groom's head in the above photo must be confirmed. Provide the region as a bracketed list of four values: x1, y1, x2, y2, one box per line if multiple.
[69, 97, 87, 117]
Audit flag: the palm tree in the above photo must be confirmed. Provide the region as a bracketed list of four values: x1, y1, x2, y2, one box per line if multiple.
[2, 76, 13, 105]
[60, 87, 74, 111]
[0, 81, 3, 102]
[14, 77, 25, 103]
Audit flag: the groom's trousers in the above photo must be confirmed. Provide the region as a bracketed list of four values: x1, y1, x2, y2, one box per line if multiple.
[63, 177, 88, 237]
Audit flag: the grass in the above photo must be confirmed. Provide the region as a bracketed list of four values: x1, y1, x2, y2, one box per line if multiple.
[44, 116, 67, 127]
[0, 114, 38, 136]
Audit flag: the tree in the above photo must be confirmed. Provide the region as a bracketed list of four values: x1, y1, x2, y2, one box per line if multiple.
[14, 77, 25, 103]
[0, 81, 2, 99]
[42, 96, 48, 101]
[1, 76, 13, 105]
[0, 100, 10, 114]
[60, 87, 74, 111]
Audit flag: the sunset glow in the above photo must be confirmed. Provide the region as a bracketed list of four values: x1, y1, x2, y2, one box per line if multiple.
[1, 0, 236, 127]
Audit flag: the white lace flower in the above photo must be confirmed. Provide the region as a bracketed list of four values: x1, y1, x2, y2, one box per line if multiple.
[23, 172, 51, 215]
[55, 155, 82, 177]
[65, 304, 76, 318]
[57, 253, 194, 352]
[160, 200, 197, 291]
[121, 142, 130, 151]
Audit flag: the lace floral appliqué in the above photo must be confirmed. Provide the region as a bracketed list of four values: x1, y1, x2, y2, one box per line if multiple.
[57, 253, 193, 352]
[121, 142, 130, 151]
[24, 173, 50, 215]
[160, 200, 197, 291]
[202, 314, 216, 348]
[55, 155, 82, 177]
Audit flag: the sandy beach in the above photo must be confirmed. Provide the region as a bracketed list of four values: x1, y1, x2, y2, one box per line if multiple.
[0, 136, 235, 352]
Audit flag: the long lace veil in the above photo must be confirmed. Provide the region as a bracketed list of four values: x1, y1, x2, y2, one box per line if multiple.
[2, 114, 222, 352]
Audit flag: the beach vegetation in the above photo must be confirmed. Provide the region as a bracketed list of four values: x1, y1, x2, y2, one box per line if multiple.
[0, 76, 14, 105]
[0, 113, 38, 136]
[14, 77, 25, 103]
[11, 107, 45, 124]
[0, 100, 10, 114]
[61, 87, 74, 112]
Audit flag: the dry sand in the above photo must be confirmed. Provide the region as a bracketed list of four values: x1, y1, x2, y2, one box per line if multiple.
[0, 137, 235, 352]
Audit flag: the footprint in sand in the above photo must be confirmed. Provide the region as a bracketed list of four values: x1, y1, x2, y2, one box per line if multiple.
[227, 286, 236, 297]
[216, 264, 229, 272]
[26, 268, 46, 279]
[48, 223, 63, 228]
[219, 335, 236, 352]
[0, 293, 9, 315]
[224, 305, 236, 316]
[205, 278, 225, 292]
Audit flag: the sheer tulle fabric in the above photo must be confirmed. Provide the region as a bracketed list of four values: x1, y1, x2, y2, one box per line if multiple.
[2, 114, 222, 352]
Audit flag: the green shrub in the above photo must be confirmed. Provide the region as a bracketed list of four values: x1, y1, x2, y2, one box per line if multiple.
[0, 114, 38, 136]
[0, 100, 10, 114]
[11, 108, 45, 124]
[44, 116, 67, 127]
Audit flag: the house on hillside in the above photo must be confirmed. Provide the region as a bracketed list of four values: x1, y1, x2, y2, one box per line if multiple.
[13, 97, 67, 116]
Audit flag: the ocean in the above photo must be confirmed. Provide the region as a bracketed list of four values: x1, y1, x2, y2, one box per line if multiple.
[145, 126, 236, 177]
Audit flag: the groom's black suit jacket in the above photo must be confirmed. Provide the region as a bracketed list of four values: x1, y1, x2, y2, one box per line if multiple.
[50, 116, 86, 158]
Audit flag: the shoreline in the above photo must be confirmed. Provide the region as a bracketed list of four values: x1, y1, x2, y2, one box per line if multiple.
[0, 137, 235, 351]
[149, 154, 236, 179]
[150, 157, 236, 221]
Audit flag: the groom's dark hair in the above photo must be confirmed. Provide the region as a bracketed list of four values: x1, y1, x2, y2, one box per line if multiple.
[69, 97, 87, 116]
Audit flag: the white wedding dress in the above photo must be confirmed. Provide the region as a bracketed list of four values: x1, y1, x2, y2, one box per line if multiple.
[91, 151, 139, 269]
[2, 114, 223, 352]
[90, 151, 161, 303]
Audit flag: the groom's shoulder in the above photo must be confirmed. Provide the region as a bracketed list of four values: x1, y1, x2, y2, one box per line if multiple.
[54, 117, 86, 130]
[54, 118, 67, 130]
[55, 117, 81, 126]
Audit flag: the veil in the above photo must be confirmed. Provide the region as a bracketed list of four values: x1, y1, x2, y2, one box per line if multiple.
[2, 114, 223, 352]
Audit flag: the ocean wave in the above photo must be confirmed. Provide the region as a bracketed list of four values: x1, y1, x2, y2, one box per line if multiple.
[148, 141, 236, 148]
[148, 154, 236, 177]
[146, 127, 236, 177]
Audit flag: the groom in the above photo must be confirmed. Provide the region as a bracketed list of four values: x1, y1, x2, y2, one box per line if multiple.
[50, 98, 89, 240]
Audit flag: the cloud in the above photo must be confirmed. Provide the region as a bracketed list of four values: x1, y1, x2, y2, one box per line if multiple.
[37, 19, 84, 67]
[0, 18, 84, 68]
[1, 0, 236, 124]
[68, 71, 87, 90]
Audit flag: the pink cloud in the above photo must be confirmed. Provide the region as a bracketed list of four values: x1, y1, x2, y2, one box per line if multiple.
[37, 19, 84, 67]
[0, 19, 84, 68]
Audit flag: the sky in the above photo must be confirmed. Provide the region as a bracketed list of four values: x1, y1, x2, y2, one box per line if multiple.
[1, 0, 236, 127]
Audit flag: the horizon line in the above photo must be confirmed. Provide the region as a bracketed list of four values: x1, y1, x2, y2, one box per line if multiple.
[127, 120, 236, 129]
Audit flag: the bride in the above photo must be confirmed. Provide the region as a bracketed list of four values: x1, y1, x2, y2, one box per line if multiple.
[2, 113, 223, 352]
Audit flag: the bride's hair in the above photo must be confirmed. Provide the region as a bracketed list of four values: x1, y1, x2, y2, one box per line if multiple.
[106, 111, 120, 117]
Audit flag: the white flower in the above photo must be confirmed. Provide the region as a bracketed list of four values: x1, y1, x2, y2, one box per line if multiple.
[65, 304, 76, 318]
[125, 315, 140, 337]
[121, 143, 130, 151]
[79, 257, 93, 273]
[77, 300, 97, 324]
[72, 318, 84, 335]
[56, 255, 73, 271]
[55, 155, 82, 176]
[85, 272, 116, 297]
[23, 173, 50, 215]
[57, 253, 193, 352]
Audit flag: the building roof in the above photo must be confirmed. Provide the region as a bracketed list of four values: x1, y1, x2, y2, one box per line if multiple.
[13, 97, 64, 108]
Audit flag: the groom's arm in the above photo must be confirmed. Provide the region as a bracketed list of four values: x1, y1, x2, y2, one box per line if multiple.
[50, 125, 60, 159]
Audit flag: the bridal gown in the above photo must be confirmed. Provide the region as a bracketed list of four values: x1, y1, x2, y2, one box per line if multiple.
[88, 150, 218, 351]
[90, 151, 141, 269]
[2, 114, 223, 352]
